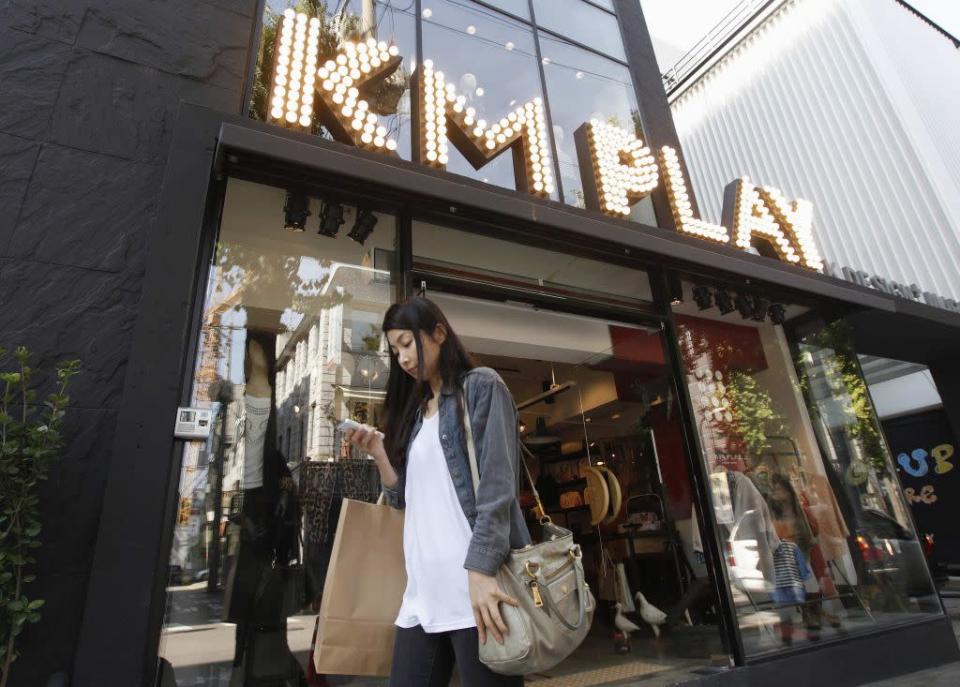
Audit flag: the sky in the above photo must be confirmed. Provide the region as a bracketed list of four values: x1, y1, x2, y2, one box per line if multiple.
[640, 0, 960, 73]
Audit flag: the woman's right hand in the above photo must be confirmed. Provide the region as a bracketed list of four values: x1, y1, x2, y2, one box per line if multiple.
[343, 424, 388, 463]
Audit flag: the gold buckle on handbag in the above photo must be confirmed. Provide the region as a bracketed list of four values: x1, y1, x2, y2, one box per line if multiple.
[524, 561, 541, 578]
[569, 545, 582, 560]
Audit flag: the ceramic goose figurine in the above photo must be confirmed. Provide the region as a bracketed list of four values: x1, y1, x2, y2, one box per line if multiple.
[613, 602, 642, 641]
[635, 591, 668, 639]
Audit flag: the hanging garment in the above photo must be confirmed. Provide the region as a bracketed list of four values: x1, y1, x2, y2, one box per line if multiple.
[615, 562, 636, 613]
[772, 541, 811, 606]
[301, 459, 380, 544]
[727, 470, 782, 583]
[301, 459, 380, 604]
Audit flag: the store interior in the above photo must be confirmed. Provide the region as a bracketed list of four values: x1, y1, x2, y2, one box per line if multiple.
[669, 282, 941, 658]
[429, 291, 726, 684]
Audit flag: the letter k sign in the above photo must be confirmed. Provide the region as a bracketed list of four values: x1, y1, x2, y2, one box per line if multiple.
[269, 10, 402, 153]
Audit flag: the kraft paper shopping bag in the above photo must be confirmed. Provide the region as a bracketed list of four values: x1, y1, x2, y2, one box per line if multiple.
[312, 497, 406, 676]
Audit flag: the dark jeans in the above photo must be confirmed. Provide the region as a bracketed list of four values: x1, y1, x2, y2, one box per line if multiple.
[389, 625, 523, 687]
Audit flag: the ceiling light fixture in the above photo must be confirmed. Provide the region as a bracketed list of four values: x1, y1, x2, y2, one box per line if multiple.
[318, 200, 345, 237]
[768, 303, 787, 325]
[283, 190, 311, 231]
[348, 207, 378, 244]
[692, 284, 713, 310]
[751, 295, 771, 322]
[716, 287, 735, 315]
[667, 274, 684, 306]
[735, 292, 753, 319]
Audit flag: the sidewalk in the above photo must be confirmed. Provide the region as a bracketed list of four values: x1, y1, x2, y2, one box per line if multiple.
[860, 590, 960, 686]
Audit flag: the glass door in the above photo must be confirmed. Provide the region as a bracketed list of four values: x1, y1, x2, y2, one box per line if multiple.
[410, 217, 731, 683]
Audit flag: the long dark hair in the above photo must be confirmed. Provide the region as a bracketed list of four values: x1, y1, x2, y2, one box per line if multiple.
[244, 329, 282, 496]
[769, 473, 813, 550]
[380, 297, 475, 469]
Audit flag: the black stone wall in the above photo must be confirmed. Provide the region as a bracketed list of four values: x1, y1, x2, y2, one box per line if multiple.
[0, 2, 259, 684]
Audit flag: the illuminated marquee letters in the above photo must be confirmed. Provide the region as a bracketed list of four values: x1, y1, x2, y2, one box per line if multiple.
[724, 178, 823, 271]
[574, 119, 658, 217]
[268, 12, 824, 271]
[269, 9, 402, 153]
[658, 146, 730, 244]
[414, 61, 554, 198]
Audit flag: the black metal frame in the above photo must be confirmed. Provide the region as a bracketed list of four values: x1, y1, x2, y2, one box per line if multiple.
[73, 103, 960, 687]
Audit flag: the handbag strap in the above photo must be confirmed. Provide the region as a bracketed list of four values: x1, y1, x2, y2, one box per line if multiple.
[461, 392, 547, 520]
[534, 561, 589, 631]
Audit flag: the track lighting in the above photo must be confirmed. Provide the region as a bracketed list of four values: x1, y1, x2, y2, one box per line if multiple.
[348, 208, 378, 244]
[735, 292, 753, 319]
[768, 303, 787, 325]
[283, 191, 311, 231]
[667, 274, 683, 306]
[751, 296, 770, 322]
[318, 200, 345, 237]
[692, 284, 713, 310]
[716, 288, 735, 315]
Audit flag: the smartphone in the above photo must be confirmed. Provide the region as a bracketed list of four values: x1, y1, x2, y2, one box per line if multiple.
[338, 419, 383, 438]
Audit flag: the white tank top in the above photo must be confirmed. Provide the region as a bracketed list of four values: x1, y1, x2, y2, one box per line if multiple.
[241, 395, 270, 489]
[395, 412, 477, 633]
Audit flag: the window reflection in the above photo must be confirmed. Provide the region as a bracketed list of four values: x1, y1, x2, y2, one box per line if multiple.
[533, 0, 626, 61]
[160, 179, 395, 684]
[413, 220, 653, 304]
[540, 35, 653, 222]
[672, 286, 939, 657]
[422, 0, 554, 196]
[253, 0, 417, 160]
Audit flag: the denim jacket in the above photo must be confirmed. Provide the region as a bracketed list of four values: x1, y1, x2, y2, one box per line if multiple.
[381, 367, 532, 576]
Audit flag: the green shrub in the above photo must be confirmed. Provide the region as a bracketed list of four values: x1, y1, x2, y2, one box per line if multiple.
[0, 347, 80, 687]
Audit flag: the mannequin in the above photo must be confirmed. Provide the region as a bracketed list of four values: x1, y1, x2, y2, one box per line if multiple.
[242, 339, 272, 490]
[224, 331, 303, 686]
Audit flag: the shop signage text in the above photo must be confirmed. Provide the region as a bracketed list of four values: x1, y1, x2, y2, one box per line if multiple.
[269, 11, 823, 271]
[824, 262, 960, 313]
[899, 442, 954, 506]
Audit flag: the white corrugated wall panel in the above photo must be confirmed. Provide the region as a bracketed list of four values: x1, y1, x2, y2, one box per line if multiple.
[670, 0, 960, 302]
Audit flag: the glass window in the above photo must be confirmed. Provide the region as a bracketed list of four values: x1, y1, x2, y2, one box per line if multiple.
[422, 0, 554, 197]
[466, 0, 531, 20]
[159, 178, 395, 684]
[671, 283, 939, 658]
[413, 220, 653, 304]
[533, 0, 626, 60]
[252, 1, 417, 160]
[416, 288, 726, 682]
[539, 35, 654, 223]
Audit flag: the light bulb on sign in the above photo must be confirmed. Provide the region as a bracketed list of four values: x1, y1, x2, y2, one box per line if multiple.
[659, 146, 729, 242]
[584, 120, 659, 217]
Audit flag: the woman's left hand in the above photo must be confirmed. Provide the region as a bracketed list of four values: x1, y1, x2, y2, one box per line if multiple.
[468, 569, 519, 645]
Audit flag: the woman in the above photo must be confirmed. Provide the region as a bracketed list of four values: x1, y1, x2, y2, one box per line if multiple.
[768, 473, 827, 639]
[344, 297, 531, 686]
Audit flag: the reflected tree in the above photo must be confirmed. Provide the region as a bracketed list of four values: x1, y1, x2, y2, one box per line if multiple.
[250, 0, 409, 139]
[795, 321, 886, 472]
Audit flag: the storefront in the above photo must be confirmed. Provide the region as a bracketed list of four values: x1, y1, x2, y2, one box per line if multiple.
[72, 2, 960, 686]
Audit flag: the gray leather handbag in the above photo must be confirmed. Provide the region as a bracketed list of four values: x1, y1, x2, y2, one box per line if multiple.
[463, 397, 595, 676]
